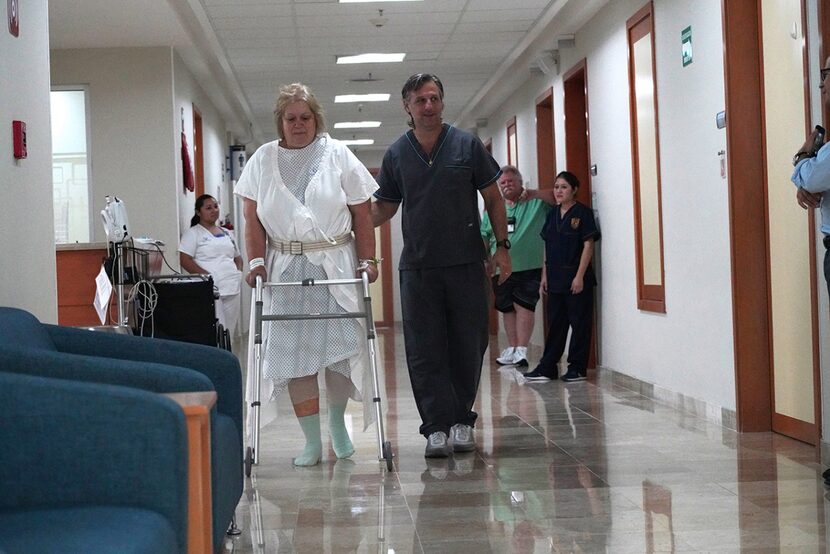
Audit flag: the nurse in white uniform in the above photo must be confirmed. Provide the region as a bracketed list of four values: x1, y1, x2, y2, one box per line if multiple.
[179, 194, 243, 335]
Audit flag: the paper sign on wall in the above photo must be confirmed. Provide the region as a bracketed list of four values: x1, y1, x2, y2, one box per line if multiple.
[681, 26, 693, 67]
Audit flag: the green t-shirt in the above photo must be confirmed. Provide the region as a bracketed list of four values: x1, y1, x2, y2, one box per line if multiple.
[481, 197, 551, 272]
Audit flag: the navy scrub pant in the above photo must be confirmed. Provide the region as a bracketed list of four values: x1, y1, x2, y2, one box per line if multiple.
[825, 246, 830, 299]
[399, 263, 489, 437]
[536, 287, 594, 377]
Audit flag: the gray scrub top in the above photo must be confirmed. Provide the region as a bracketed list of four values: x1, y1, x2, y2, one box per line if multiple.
[376, 124, 501, 269]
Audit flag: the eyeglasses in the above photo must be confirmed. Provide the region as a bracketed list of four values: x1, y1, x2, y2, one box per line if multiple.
[821, 68, 830, 82]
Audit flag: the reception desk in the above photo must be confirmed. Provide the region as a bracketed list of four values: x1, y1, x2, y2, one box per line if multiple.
[56, 242, 164, 326]
[56, 242, 108, 326]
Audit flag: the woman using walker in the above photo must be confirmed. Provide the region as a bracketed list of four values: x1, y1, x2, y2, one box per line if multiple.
[235, 83, 379, 467]
[523, 171, 600, 382]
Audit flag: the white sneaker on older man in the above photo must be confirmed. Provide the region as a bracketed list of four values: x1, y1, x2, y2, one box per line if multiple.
[496, 346, 515, 365]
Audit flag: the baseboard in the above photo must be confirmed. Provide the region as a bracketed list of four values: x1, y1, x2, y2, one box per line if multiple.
[598, 366, 738, 431]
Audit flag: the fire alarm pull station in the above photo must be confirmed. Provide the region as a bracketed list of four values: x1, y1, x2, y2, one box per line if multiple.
[13, 121, 26, 159]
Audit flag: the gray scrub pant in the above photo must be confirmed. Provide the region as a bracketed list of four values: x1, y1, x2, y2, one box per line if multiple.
[399, 262, 490, 438]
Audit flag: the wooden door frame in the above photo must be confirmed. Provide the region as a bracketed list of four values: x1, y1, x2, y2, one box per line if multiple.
[506, 116, 518, 167]
[368, 168, 395, 327]
[563, 60, 593, 202]
[192, 104, 204, 198]
[536, 88, 556, 342]
[563, 59, 598, 370]
[722, 0, 821, 441]
[536, 87, 556, 189]
[627, 2, 667, 313]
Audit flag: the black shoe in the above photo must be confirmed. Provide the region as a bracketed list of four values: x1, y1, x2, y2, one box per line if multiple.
[523, 368, 553, 382]
[561, 370, 587, 382]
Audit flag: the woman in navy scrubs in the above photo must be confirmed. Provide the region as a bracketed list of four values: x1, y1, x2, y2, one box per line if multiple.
[524, 171, 600, 382]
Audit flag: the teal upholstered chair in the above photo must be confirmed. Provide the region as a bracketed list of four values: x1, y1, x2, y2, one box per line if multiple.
[0, 370, 189, 553]
[0, 307, 243, 552]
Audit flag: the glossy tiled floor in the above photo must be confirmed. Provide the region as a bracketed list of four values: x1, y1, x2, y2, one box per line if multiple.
[223, 327, 828, 553]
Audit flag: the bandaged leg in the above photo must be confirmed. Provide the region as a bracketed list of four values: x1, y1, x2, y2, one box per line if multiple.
[325, 366, 354, 459]
[288, 374, 321, 466]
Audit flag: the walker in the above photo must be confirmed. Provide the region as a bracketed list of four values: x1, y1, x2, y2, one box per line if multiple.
[245, 273, 394, 475]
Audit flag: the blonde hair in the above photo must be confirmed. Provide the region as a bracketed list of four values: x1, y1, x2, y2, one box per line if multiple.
[273, 83, 326, 139]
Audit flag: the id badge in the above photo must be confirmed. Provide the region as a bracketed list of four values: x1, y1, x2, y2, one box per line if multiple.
[507, 216, 516, 234]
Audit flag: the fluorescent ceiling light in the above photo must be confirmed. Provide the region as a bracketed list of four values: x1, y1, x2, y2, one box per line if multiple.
[335, 93, 391, 103]
[337, 53, 406, 64]
[334, 121, 382, 129]
[340, 139, 375, 146]
[340, 0, 421, 3]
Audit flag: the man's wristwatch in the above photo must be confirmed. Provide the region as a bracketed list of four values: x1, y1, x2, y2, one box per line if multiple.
[793, 151, 811, 166]
[496, 238, 511, 250]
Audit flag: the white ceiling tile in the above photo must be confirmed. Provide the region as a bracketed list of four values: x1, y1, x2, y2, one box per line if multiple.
[50, 0, 577, 151]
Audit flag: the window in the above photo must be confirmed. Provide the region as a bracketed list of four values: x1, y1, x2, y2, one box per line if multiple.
[627, 2, 666, 312]
[51, 88, 92, 244]
[506, 116, 517, 168]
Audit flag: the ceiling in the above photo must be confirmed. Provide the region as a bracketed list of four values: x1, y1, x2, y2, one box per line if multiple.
[48, 0, 607, 152]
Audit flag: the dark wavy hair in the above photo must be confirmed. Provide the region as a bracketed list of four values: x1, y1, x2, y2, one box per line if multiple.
[555, 170, 580, 190]
[191, 194, 215, 227]
[401, 73, 444, 129]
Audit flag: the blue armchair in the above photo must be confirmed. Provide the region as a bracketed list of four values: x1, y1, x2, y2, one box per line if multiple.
[0, 371, 189, 553]
[0, 307, 244, 551]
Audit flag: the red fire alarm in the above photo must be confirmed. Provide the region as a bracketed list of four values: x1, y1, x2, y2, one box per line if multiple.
[8, 0, 18, 37]
[12, 121, 26, 159]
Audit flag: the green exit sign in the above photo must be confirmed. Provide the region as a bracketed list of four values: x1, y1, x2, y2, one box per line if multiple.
[681, 26, 693, 66]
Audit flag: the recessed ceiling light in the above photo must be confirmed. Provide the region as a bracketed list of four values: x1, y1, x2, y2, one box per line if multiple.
[339, 0, 422, 3]
[336, 53, 406, 64]
[335, 94, 391, 103]
[334, 121, 382, 129]
[340, 139, 375, 146]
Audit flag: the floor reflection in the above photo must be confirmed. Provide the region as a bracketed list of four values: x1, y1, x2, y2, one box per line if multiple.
[225, 327, 826, 553]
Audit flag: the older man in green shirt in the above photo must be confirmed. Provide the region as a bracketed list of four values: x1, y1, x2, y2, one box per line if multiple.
[482, 165, 554, 367]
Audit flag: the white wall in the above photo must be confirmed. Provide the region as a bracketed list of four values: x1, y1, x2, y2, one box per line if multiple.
[173, 52, 234, 238]
[50, 48, 180, 261]
[475, 0, 736, 411]
[0, 0, 58, 321]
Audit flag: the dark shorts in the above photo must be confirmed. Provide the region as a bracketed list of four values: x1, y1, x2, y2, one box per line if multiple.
[492, 268, 542, 313]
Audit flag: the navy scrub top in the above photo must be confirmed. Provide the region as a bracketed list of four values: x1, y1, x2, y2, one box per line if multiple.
[541, 201, 600, 293]
[375, 124, 501, 270]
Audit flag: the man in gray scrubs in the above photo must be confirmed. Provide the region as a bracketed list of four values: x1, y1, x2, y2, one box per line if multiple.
[372, 73, 511, 458]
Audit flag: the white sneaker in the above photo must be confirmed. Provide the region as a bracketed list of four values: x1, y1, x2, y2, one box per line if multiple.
[513, 346, 528, 367]
[496, 346, 516, 365]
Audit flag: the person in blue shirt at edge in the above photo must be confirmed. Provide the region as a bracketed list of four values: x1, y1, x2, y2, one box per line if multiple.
[793, 55, 830, 297]
[371, 73, 511, 458]
[792, 55, 830, 487]
[523, 170, 600, 383]
[481, 165, 555, 368]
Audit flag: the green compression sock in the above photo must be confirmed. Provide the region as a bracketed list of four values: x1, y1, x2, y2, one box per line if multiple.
[328, 402, 354, 459]
[294, 413, 322, 467]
